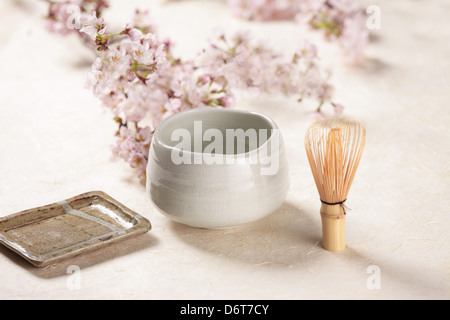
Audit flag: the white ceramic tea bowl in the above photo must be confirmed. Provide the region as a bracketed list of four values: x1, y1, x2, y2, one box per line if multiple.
[146, 107, 290, 228]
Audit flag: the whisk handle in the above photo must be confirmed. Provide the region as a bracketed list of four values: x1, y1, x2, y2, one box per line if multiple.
[320, 203, 346, 252]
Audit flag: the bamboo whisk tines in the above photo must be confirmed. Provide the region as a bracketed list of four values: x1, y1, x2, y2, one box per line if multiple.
[305, 119, 366, 251]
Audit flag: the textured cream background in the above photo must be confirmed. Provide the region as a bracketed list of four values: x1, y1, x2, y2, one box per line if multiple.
[0, 0, 448, 299]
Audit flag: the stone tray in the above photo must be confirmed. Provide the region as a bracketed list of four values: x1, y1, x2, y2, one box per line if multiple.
[0, 191, 151, 267]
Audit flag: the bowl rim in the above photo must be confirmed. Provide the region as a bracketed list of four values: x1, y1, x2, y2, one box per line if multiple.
[152, 107, 281, 157]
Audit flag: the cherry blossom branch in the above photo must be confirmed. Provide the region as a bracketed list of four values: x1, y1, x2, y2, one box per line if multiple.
[43, 1, 343, 180]
[227, 0, 369, 63]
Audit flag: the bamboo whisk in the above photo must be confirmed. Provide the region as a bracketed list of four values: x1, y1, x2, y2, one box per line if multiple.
[305, 119, 366, 251]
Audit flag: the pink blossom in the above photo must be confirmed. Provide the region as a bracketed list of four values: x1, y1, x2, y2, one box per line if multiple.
[339, 11, 369, 64]
[129, 9, 155, 34]
[310, 110, 326, 121]
[46, 0, 109, 39]
[217, 95, 234, 108]
[227, 0, 298, 21]
[333, 103, 345, 116]
[197, 31, 333, 107]
[45, 0, 85, 34]
[111, 126, 152, 179]
[79, 8, 340, 178]
[79, 11, 106, 40]
[228, 0, 368, 62]
[126, 28, 144, 42]
[295, 39, 318, 61]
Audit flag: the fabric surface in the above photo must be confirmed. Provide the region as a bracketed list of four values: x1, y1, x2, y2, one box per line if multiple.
[0, 0, 448, 299]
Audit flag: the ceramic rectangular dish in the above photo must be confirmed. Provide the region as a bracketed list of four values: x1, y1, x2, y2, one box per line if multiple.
[0, 191, 151, 267]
